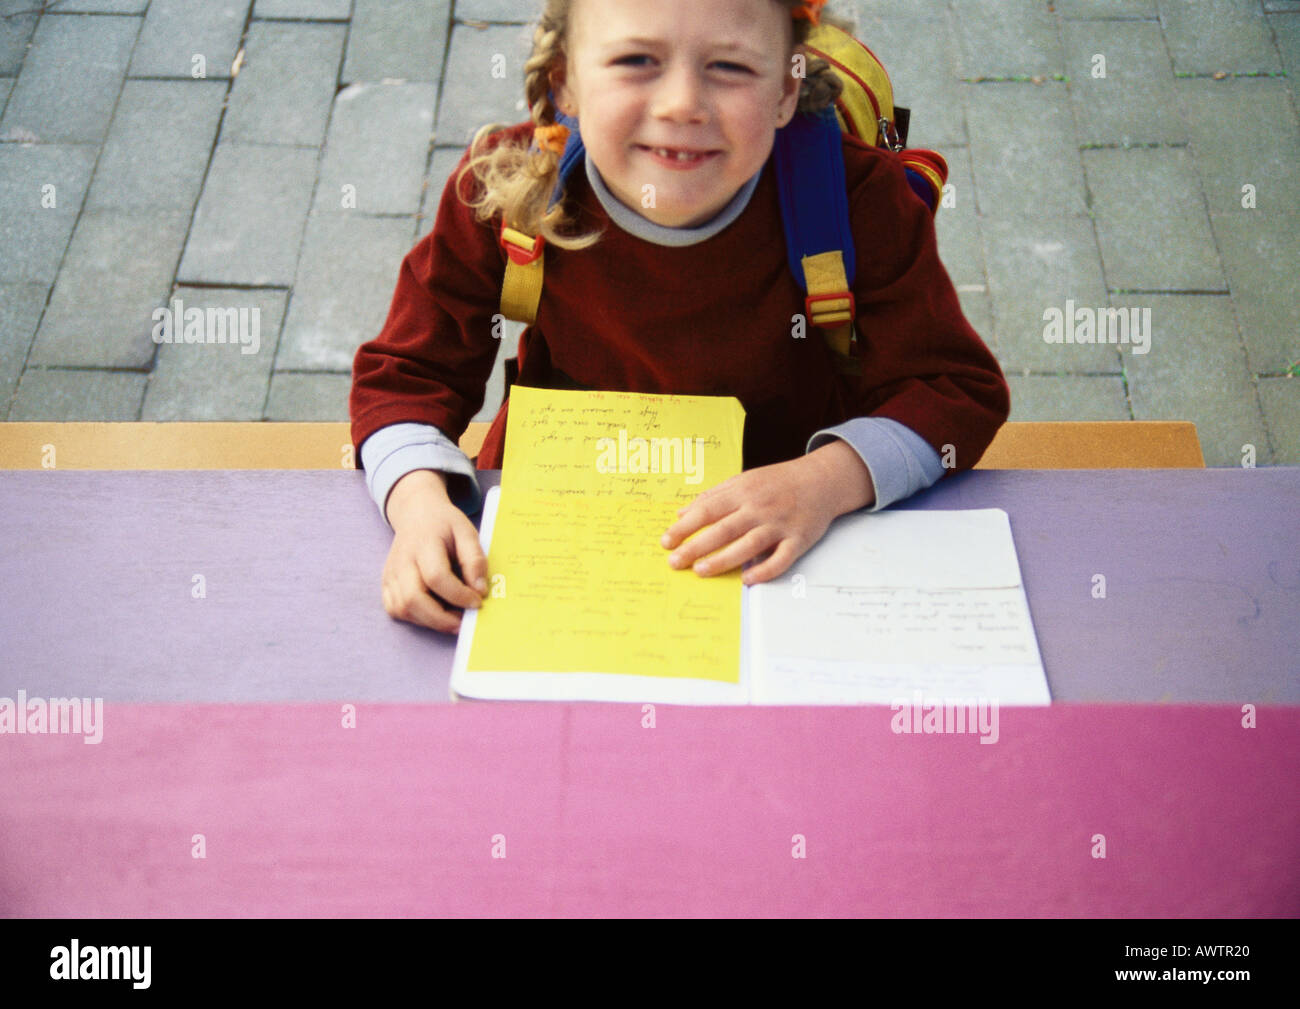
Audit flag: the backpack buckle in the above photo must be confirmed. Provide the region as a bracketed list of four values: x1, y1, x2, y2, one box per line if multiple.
[878, 116, 903, 153]
[500, 226, 545, 266]
[806, 290, 856, 327]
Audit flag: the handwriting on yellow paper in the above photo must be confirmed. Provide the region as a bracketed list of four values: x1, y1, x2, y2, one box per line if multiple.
[467, 386, 745, 681]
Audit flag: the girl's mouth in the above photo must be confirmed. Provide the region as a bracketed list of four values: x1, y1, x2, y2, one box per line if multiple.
[636, 145, 720, 168]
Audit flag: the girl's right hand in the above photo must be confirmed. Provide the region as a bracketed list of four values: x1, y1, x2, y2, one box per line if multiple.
[381, 470, 489, 634]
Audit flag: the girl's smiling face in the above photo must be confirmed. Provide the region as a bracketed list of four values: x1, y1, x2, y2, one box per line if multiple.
[554, 0, 803, 228]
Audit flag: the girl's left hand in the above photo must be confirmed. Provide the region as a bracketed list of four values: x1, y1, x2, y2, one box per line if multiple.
[660, 441, 875, 586]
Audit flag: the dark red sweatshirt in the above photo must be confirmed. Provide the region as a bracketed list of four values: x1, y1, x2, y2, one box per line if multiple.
[351, 121, 1008, 473]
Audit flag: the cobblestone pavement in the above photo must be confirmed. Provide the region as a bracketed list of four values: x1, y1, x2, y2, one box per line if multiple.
[1, 0, 1295, 465]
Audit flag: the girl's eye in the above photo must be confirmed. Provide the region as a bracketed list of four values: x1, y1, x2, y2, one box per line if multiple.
[612, 56, 752, 74]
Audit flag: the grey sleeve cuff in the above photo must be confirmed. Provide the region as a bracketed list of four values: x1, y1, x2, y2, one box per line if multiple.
[359, 422, 483, 526]
[806, 417, 946, 512]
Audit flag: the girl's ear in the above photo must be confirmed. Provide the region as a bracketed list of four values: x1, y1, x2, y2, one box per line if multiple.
[551, 62, 575, 117]
[776, 44, 805, 127]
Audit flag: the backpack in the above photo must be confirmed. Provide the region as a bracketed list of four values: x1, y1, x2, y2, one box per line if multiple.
[496, 23, 949, 377]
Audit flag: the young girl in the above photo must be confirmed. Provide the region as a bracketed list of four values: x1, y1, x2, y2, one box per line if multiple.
[350, 0, 1010, 633]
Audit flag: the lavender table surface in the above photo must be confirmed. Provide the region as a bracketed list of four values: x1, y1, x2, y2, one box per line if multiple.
[2, 468, 1297, 703]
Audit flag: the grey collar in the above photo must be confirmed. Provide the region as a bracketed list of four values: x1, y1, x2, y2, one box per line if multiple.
[584, 152, 762, 247]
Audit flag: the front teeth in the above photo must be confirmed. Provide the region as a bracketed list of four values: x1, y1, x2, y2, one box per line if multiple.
[653, 147, 703, 161]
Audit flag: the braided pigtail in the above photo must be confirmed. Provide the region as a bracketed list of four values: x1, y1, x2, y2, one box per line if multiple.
[780, 0, 850, 116]
[456, 2, 603, 251]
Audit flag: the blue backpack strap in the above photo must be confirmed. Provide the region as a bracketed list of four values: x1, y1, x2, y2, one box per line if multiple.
[774, 108, 859, 370]
[773, 106, 856, 292]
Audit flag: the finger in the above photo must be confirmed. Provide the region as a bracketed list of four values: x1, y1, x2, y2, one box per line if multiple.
[384, 571, 463, 634]
[666, 511, 753, 570]
[662, 490, 738, 549]
[690, 526, 782, 578]
[415, 542, 483, 611]
[450, 520, 490, 601]
[674, 477, 727, 515]
[739, 539, 800, 585]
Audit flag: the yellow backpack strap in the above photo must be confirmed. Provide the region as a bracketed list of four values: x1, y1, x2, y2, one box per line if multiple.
[801, 250, 860, 374]
[499, 223, 545, 325]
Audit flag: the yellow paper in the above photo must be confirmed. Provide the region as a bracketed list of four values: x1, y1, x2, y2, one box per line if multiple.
[466, 386, 746, 681]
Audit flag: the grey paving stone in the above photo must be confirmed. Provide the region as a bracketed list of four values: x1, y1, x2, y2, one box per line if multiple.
[264, 370, 350, 419]
[436, 21, 534, 146]
[1157, 0, 1282, 75]
[1179, 78, 1300, 216]
[0, 281, 47, 407]
[418, 145, 466, 237]
[1270, 14, 1300, 80]
[313, 81, 436, 215]
[964, 83, 1089, 218]
[86, 79, 226, 211]
[28, 210, 191, 368]
[0, 15, 138, 144]
[129, 0, 250, 80]
[1005, 374, 1131, 421]
[141, 287, 287, 420]
[178, 143, 318, 286]
[223, 21, 344, 147]
[0, 1, 38, 77]
[847, 8, 967, 149]
[7, 368, 145, 421]
[456, 0, 534, 20]
[890, 66, 968, 152]
[342, 0, 449, 83]
[933, 146, 984, 289]
[1123, 294, 1268, 466]
[0, 143, 97, 284]
[949, 0, 1065, 80]
[254, 0, 352, 19]
[1211, 212, 1300, 375]
[0, 78, 12, 115]
[981, 216, 1122, 373]
[277, 214, 419, 370]
[1054, 0, 1157, 14]
[55, 2, 149, 11]
[1257, 377, 1299, 464]
[1082, 147, 1226, 291]
[1061, 20, 1187, 146]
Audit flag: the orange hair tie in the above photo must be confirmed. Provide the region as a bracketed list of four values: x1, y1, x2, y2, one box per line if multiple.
[533, 123, 570, 155]
[791, 0, 826, 25]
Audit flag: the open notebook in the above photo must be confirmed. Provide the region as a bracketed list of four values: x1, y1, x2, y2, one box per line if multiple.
[449, 387, 1050, 706]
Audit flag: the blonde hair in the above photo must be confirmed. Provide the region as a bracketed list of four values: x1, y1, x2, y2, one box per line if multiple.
[455, 0, 850, 251]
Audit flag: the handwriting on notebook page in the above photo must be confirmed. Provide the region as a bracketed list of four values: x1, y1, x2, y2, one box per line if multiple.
[467, 386, 747, 681]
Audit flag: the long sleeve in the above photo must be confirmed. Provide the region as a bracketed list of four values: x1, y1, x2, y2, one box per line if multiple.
[840, 146, 1009, 472]
[359, 422, 482, 526]
[808, 416, 945, 511]
[349, 129, 526, 467]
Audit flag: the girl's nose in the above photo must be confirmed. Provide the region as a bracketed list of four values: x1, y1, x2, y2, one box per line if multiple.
[651, 63, 708, 122]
